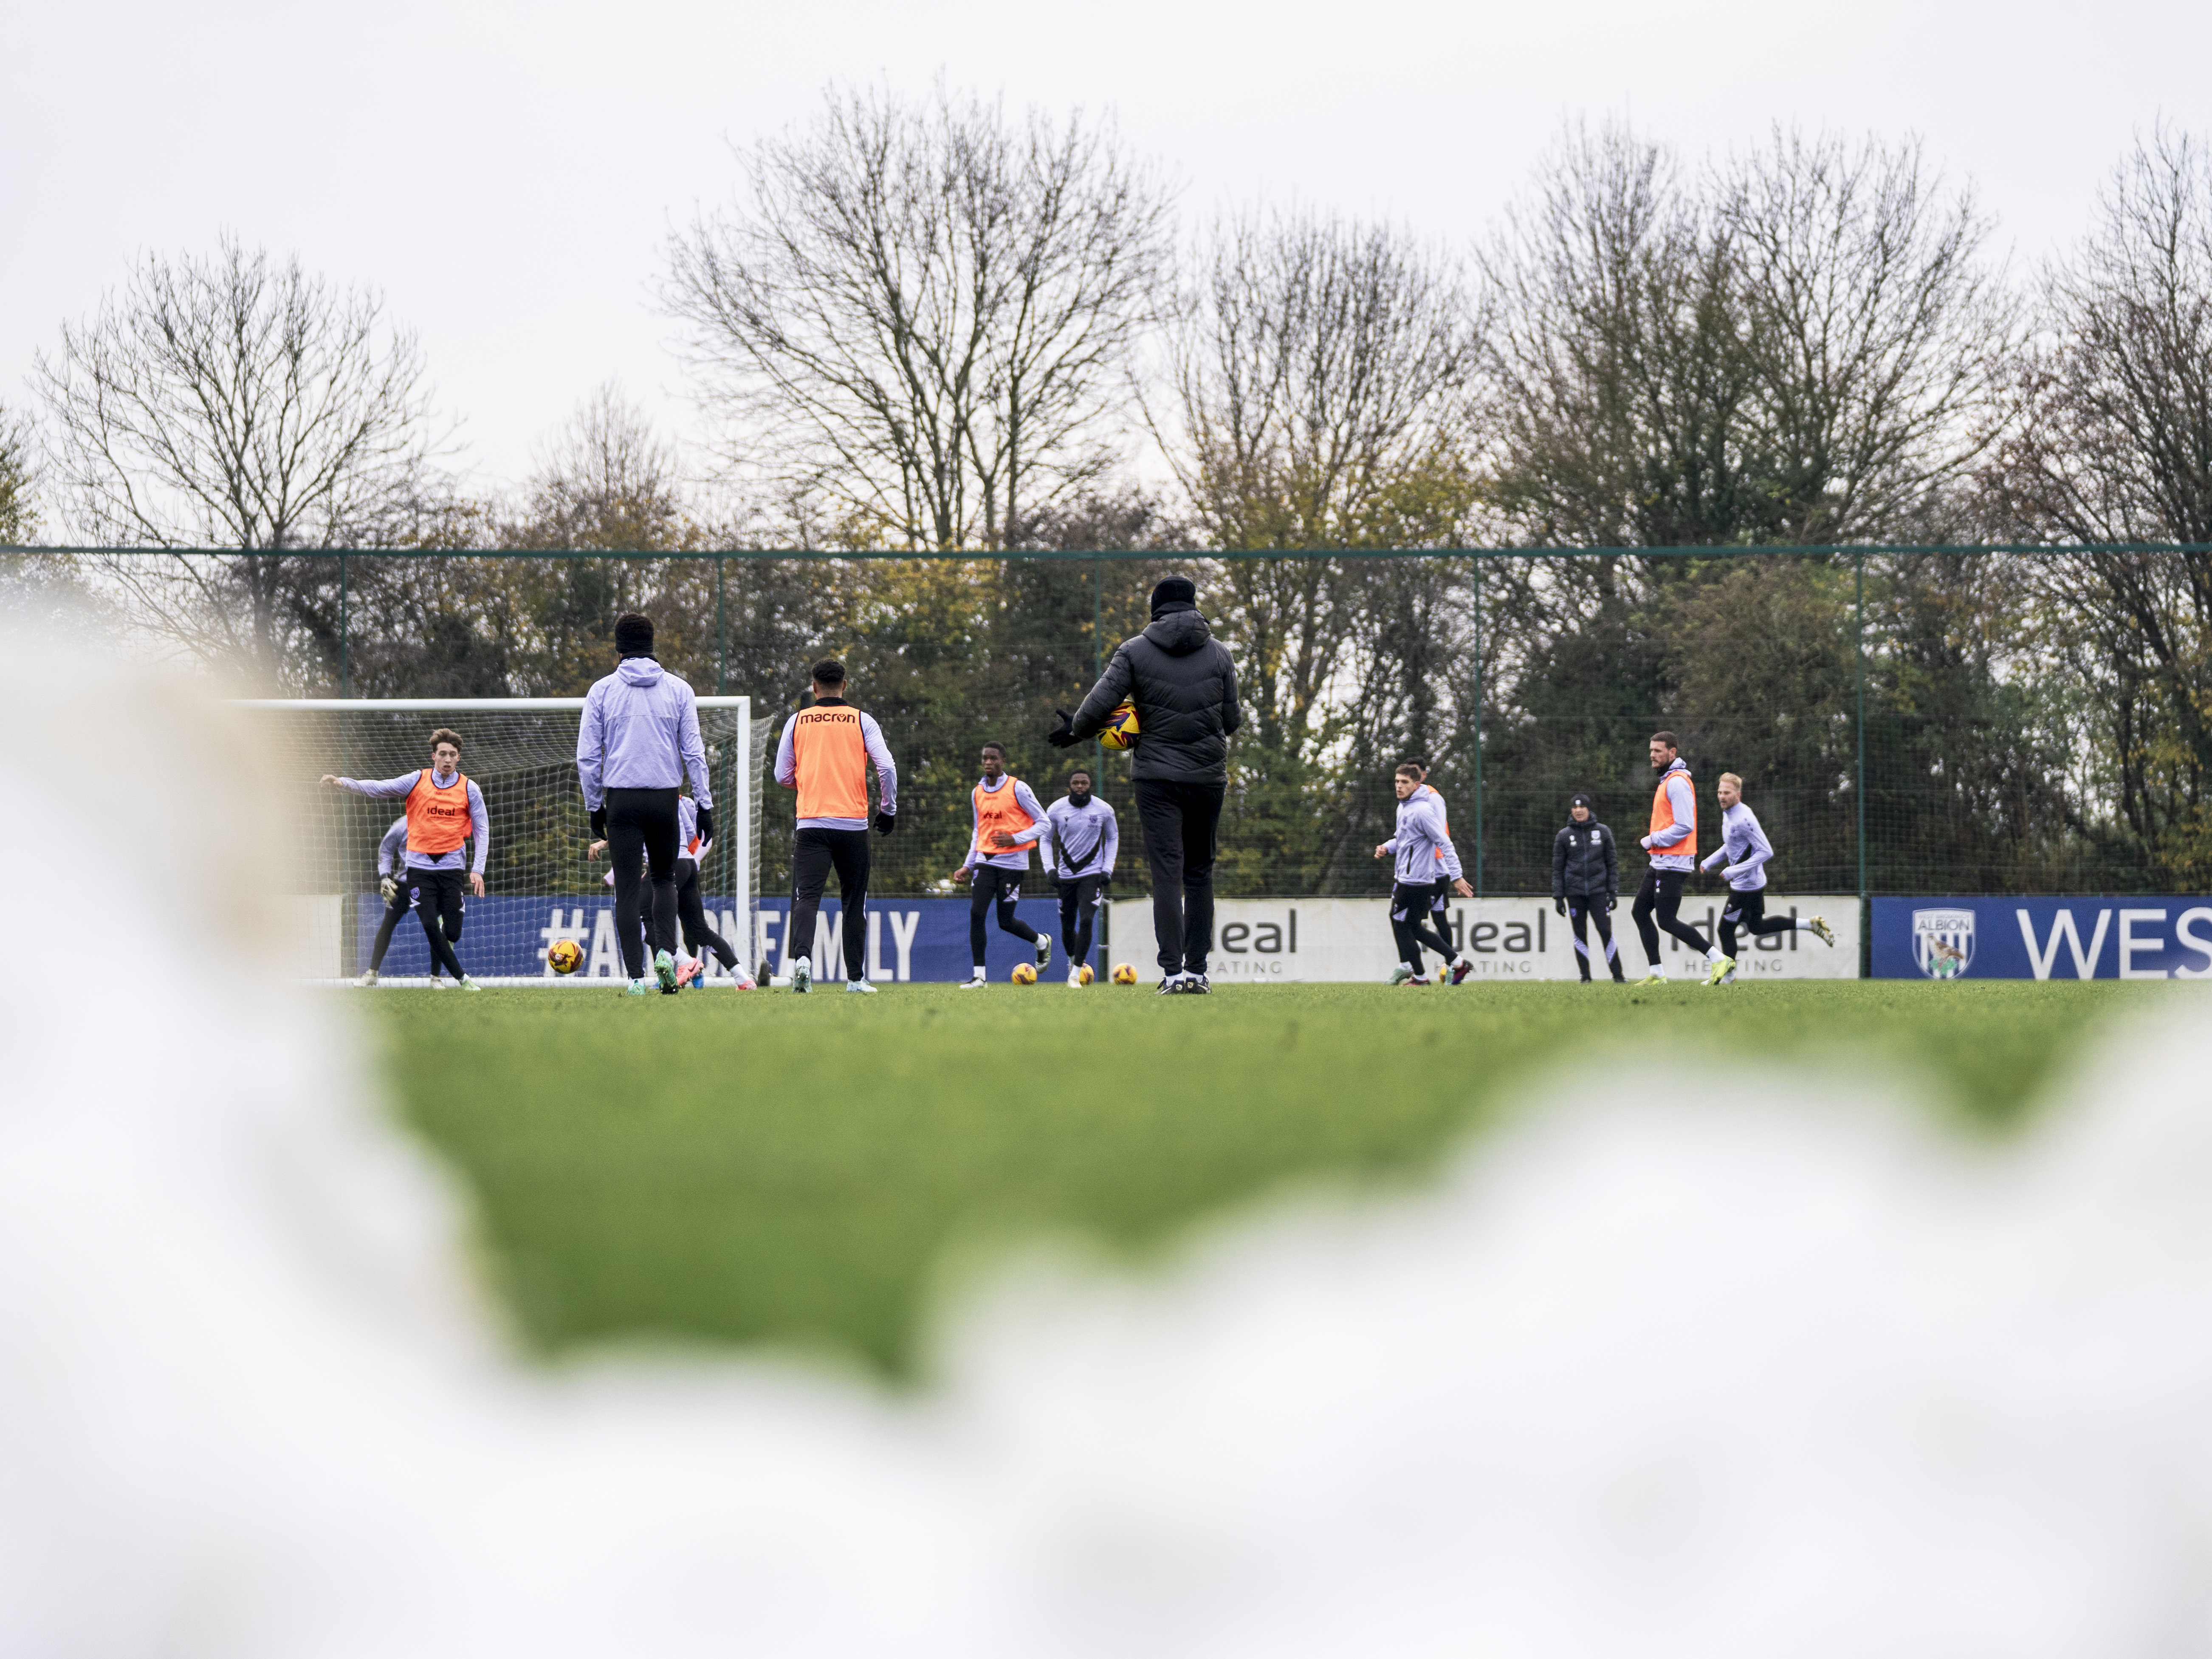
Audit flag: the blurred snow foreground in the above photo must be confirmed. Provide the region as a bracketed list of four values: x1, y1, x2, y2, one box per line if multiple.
[5, 642, 2212, 1658]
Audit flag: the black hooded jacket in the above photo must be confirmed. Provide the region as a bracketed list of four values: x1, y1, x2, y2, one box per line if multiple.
[1552, 816, 1619, 900]
[1069, 603, 1242, 784]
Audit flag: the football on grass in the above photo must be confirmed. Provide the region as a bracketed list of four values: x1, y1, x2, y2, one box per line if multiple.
[1010, 962, 1038, 985]
[1111, 962, 1137, 985]
[547, 939, 584, 975]
[1078, 963, 1095, 985]
[1098, 701, 1140, 750]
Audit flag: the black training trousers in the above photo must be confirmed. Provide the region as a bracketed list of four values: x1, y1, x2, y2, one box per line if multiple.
[1134, 778, 1225, 976]
[404, 866, 469, 980]
[1057, 875, 1105, 974]
[372, 875, 460, 973]
[969, 866, 1040, 967]
[790, 826, 870, 981]
[606, 786, 681, 981]
[675, 858, 739, 970]
[1718, 887, 1797, 957]
[1632, 868, 1711, 965]
[1390, 880, 1457, 973]
[1565, 893, 1624, 982]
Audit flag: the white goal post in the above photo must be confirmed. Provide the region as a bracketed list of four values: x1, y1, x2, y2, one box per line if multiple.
[237, 696, 760, 984]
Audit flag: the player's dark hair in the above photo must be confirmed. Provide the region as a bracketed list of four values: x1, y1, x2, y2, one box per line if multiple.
[1651, 730, 1679, 751]
[430, 728, 463, 754]
[1402, 755, 1430, 776]
[811, 657, 846, 687]
[981, 741, 1006, 759]
[1067, 768, 1092, 786]
[614, 613, 654, 656]
[1395, 762, 1423, 780]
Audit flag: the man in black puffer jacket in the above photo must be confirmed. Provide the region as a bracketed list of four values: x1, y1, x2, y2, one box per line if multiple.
[1552, 791, 1624, 983]
[1050, 576, 1242, 994]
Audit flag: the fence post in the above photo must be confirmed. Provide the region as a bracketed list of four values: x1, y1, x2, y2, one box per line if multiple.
[1855, 549, 1868, 924]
[1473, 555, 1484, 900]
[338, 553, 349, 697]
[716, 553, 728, 696]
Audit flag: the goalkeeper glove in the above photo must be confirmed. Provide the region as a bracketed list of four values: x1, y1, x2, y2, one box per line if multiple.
[1045, 708, 1080, 750]
[1605, 895, 1617, 914]
[873, 810, 896, 835]
[379, 874, 399, 904]
[590, 806, 607, 838]
[695, 806, 714, 846]
[1554, 897, 1566, 917]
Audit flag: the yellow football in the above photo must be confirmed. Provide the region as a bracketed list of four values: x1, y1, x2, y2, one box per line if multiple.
[547, 938, 584, 975]
[1079, 963, 1095, 985]
[1098, 700, 1140, 750]
[1011, 961, 1038, 985]
[1110, 962, 1137, 985]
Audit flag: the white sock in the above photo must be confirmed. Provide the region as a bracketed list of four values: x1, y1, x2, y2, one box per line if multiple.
[1707, 945, 1724, 962]
[969, 967, 986, 980]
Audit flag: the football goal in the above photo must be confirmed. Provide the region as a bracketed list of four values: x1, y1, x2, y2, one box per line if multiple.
[239, 697, 762, 983]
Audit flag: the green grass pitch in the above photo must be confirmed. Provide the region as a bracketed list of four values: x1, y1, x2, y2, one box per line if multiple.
[368, 981, 2155, 1378]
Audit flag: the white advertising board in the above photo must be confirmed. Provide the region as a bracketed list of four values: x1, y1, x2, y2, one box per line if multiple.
[1106, 894, 1862, 982]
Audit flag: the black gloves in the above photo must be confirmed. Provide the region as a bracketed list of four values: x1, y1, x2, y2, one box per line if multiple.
[590, 806, 607, 838]
[695, 806, 714, 846]
[1045, 708, 1081, 750]
[1555, 897, 1566, 917]
[1605, 894, 1617, 913]
[873, 810, 896, 835]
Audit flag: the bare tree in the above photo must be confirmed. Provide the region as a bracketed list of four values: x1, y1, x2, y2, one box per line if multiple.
[34, 236, 444, 679]
[666, 82, 1173, 552]
[1722, 127, 2012, 542]
[503, 384, 698, 552]
[1983, 127, 2212, 877]
[0, 401, 38, 545]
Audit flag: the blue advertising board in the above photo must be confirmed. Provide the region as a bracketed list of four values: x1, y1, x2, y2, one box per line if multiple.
[357, 892, 1101, 982]
[1871, 896, 2212, 980]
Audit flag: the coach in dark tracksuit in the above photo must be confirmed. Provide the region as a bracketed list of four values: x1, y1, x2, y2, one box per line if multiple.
[1050, 576, 1241, 995]
[1552, 791, 1625, 984]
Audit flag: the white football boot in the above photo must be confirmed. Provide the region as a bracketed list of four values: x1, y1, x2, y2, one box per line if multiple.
[956, 969, 987, 990]
[1388, 964, 1415, 985]
[356, 969, 379, 988]
[844, 979, 878, 994]
[790, 959, 811, 993]
[1809, 915, 1837, 946]
[1035, 932, 1053, 969]
[1067, 967, 1084, 988]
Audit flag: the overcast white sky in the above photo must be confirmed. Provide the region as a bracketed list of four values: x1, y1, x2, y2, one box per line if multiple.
[5, 0, 2207, 505]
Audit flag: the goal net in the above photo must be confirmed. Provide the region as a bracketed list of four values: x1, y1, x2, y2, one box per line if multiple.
[239, 697, 762, 983]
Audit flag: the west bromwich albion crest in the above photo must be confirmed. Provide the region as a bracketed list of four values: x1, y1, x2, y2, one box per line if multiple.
[1912, 908, 1975, 979]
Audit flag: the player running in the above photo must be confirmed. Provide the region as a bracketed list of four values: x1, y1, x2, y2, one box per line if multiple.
[1630, 731, 1728, 986]
[1374, 763, 1476, 985]
[1045, 766, 1118, 988]
[578, 612, 716, 997]
[591, 791, 756, 990]
[1399, 757, 1469, 981]
[1048, 575, 1242, 995]
[1697, 772, 1837, 984]
[774, 657, 898, 994]
[322, 728, 486, 990]
[1552, 792, 1625, 984]
[951, 742, 1052, 989]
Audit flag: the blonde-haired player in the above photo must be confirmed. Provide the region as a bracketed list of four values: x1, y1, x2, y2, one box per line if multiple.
[1697, 771, 1837, 985]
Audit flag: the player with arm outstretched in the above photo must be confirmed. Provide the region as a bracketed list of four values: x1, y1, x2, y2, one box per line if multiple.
[1045, 767, 1117, 988]
[1630, 731, 1726, 985]
[1552, 792, 1625, 985]
[578, 612, 715, 996]
[951, 742, 1052, 989]
[1374, 763, 1476, 985]
[1697, 773, 1837, 985]
[774, 657, 898, 994]
[322, 728, 486, 990]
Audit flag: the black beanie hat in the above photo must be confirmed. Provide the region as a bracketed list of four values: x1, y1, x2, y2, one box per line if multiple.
[614, 613, 655, 657]
[1150, 576, 1197, 614]
[1569, 791, 1594, 812]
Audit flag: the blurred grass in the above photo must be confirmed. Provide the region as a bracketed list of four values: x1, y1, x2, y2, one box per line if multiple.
[369, 980, 2153, 1376]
